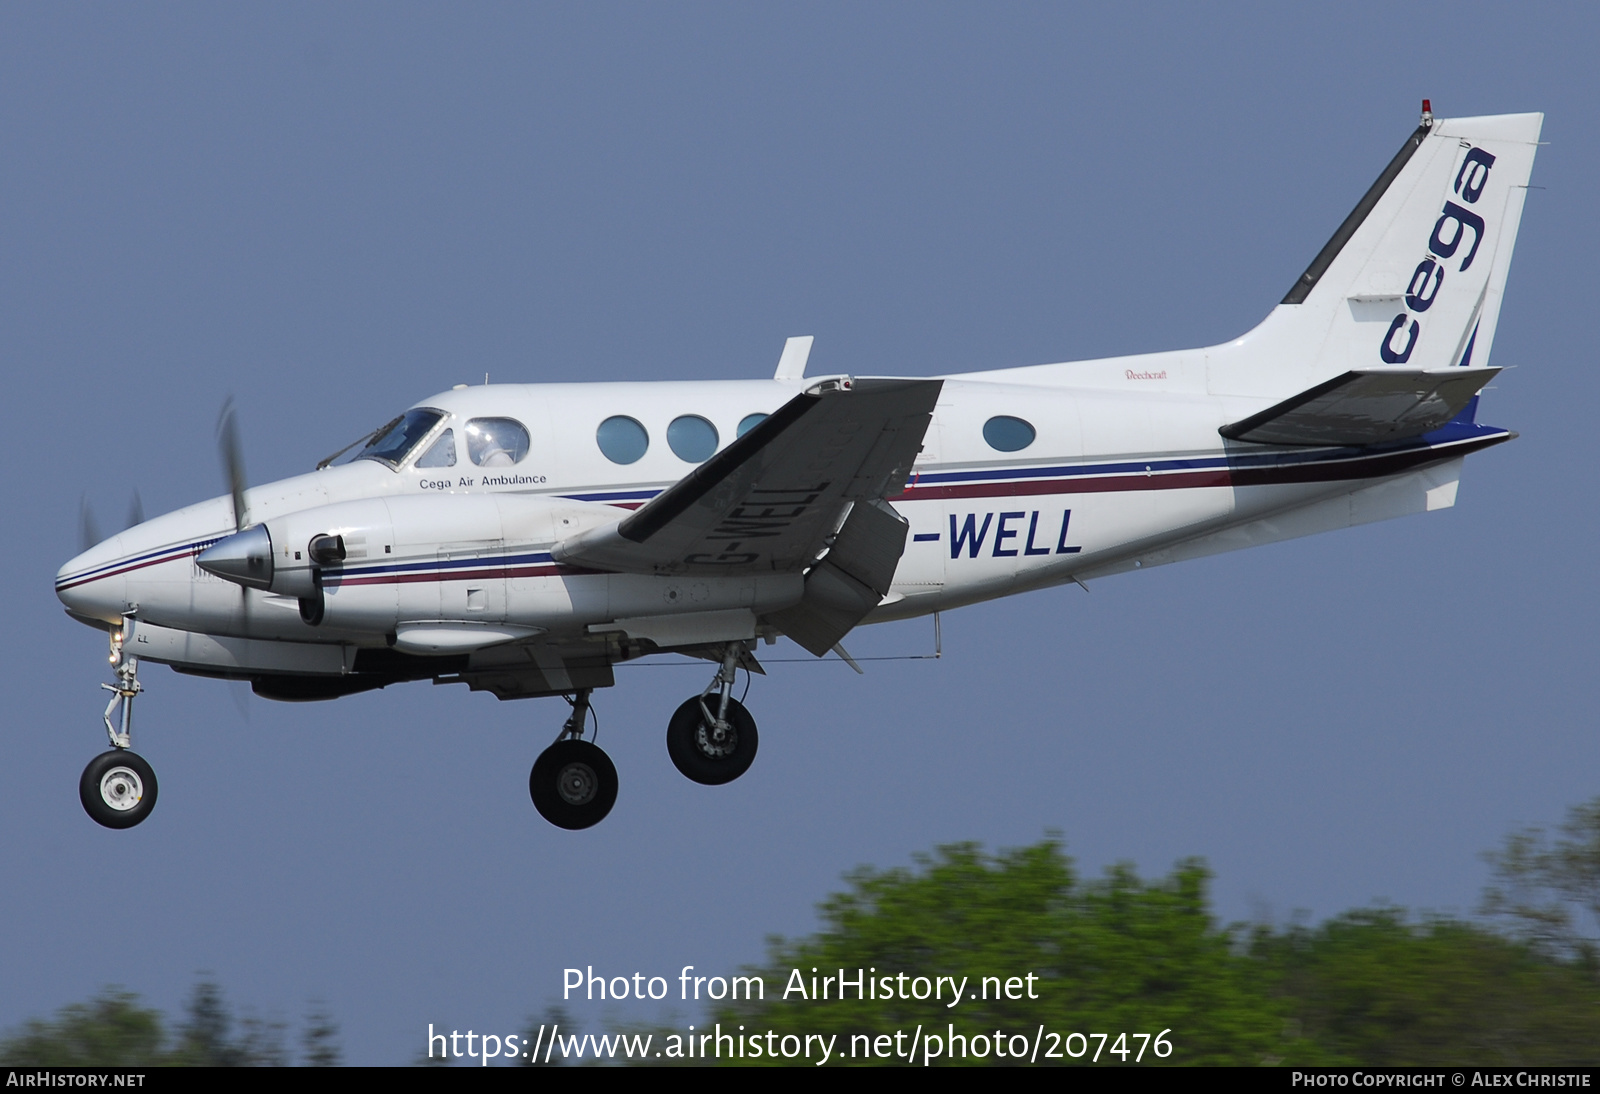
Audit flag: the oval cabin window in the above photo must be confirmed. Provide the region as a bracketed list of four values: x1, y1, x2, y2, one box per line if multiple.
[596, 416, 650, 464]
[667, 415, 719, 462]
[982, 415, 1036, 453]
[465, 418, 530, 467]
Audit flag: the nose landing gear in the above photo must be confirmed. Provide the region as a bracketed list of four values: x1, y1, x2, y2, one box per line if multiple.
[529, 689, 618, 830]
[81, 624, 159, 829]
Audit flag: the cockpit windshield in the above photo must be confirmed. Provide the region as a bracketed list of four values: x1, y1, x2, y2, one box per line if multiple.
[356, 409, 445, 467]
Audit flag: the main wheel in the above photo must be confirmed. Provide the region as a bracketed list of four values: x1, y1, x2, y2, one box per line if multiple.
[666, 695, 758, 785]
[80, 750, 158, 829]
[529, 740, 618, 830]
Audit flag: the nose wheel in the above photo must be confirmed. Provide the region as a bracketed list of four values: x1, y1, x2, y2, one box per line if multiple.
[530, 689, 618, 830]
[80, 749, 158, 829]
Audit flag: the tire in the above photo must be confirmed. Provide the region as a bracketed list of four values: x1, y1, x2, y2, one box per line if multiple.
[666, 695, 758, 786]
[80, 750, 159, 829]
[529, 740, 618, 830]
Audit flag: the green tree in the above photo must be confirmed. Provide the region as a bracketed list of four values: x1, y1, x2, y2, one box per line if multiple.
[175, 981, 244, 1066]
[1, 982, 313, 1067]
[1481, 796, 1600, 964]
[519, 1005, 573, 1067]
[716, 840, 1306, 1065]
[235, 1013, 289, 1067]
[1254, 909, 1600, 1065]
[301, 1002, 342, 1067]
[0, 989, 170, 1066]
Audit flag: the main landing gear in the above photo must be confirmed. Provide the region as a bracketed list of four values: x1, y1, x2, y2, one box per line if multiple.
[81, 626, 159, 829]
[529, 689, 618, 830]
[667, 642, 759, 786]
[527, 643, 764, 831]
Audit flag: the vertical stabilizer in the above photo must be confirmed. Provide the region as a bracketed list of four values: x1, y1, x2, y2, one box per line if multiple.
[1210, 109, 1543, 398]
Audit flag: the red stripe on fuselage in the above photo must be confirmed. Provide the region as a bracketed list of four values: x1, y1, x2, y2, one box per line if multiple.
[55, 547, 203, 591]
[894, 436, 1505, 504]
[895, 469, 1232, 502]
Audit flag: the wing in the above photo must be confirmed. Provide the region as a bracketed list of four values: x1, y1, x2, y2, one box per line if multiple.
[1219, 368, 1498, 446]
[552, 378, 943, 577]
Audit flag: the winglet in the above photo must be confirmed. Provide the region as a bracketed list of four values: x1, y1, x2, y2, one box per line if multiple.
[774, 336, 814, 381]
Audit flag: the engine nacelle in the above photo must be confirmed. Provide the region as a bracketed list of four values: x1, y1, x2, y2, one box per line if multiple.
[201, 492, 617, 610]
[200, 491, 805, 644]
[262, 492, 617, 606]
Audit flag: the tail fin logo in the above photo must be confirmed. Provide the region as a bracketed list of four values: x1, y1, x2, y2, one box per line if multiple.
[1379, 144, 1498, 366]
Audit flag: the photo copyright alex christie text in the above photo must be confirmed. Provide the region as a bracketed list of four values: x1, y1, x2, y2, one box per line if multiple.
[1293, 1075, 1591, 1088]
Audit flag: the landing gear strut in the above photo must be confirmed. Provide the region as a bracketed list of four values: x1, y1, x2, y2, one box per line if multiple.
[667, 642, 759, 785]
[81, 625, 159, 829]
[529, 689, 617, 830]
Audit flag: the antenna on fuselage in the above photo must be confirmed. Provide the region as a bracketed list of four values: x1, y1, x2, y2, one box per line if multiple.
[774, 336, 814, 381]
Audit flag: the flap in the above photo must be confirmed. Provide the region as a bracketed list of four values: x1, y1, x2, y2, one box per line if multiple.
[553, 378, 942, 576]
[763, 498, 910, 656]
[1220, 368, 1498, 446]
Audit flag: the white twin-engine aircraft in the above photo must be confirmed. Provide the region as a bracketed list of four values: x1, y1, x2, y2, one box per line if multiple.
[58, 106, 1541, 830]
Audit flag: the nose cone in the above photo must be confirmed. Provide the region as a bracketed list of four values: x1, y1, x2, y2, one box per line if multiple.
[56, 536, 131, 624]
[196, 525, 275, 590]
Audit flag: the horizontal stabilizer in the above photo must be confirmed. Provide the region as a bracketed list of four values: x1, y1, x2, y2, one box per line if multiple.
[1220, 368, 1498, 446]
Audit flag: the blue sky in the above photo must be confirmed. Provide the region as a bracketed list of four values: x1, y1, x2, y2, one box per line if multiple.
[3, 3, 1596, 1063]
